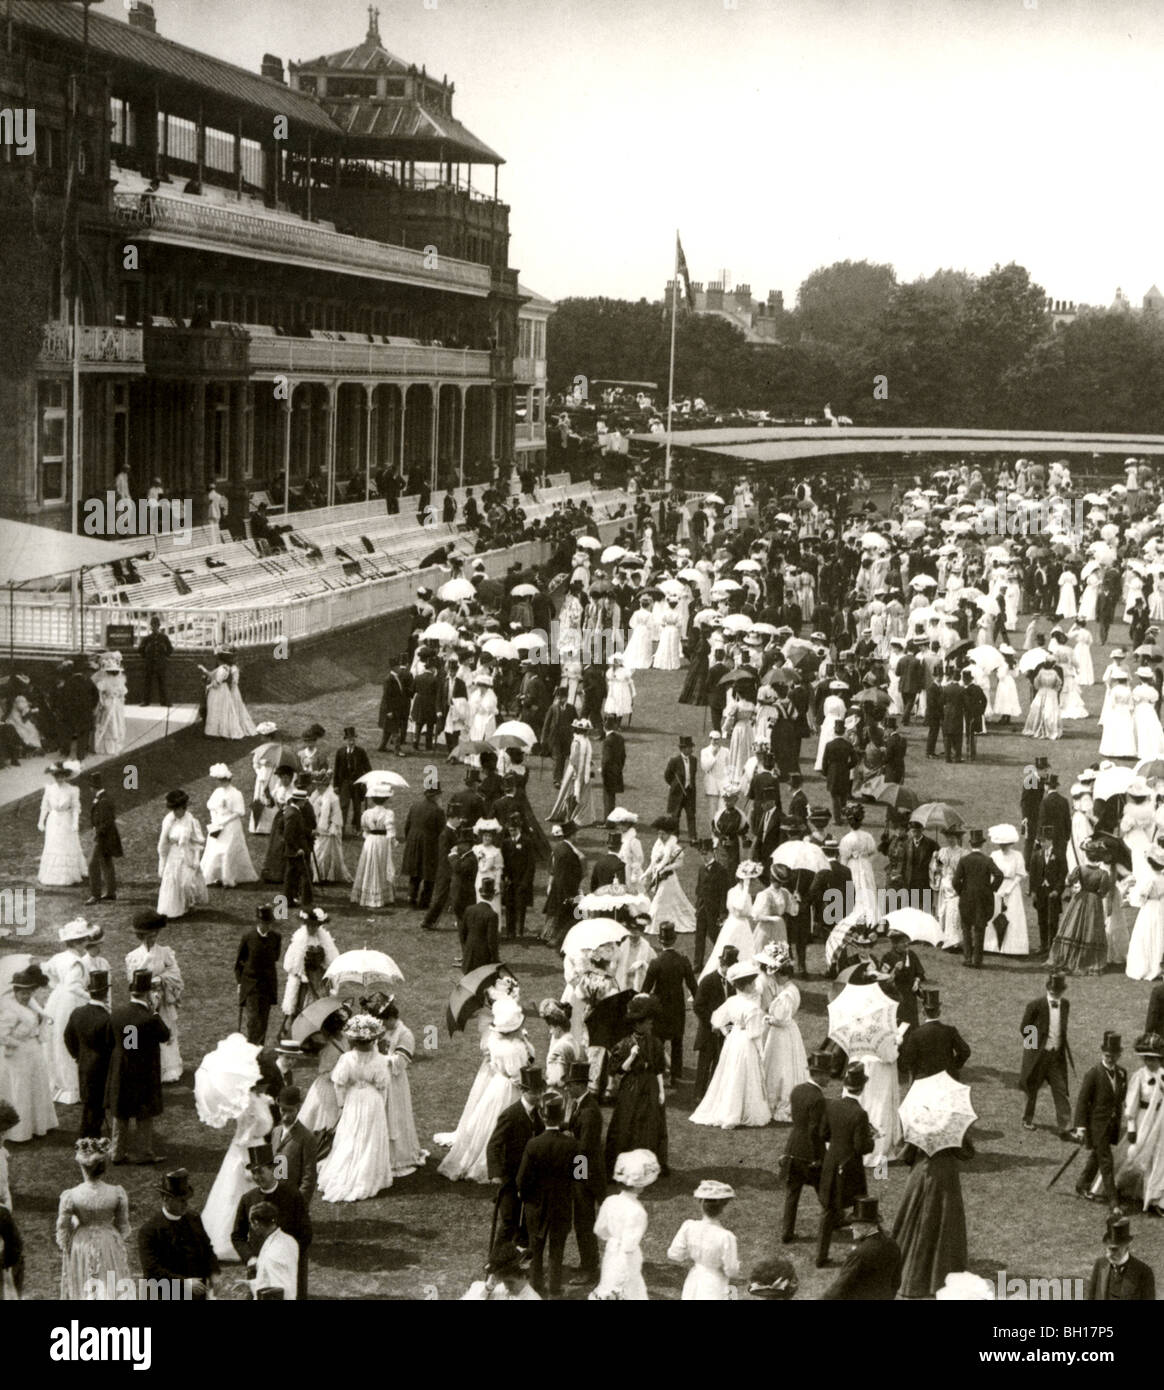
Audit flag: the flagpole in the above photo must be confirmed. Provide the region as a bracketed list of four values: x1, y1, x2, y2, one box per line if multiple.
[664, 233, 678, 490]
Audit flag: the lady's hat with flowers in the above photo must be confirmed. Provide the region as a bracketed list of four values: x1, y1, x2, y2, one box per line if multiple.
[75, 1137, 111, 1163]
[342, 1013, 385, 1043]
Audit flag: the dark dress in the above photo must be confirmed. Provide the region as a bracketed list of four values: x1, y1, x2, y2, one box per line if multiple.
[678, 634, 710, 706]
[510, 764, 551, 861]
[262, 806, 287, 883]
[604, 1032, 668, 1177]
[1049, 866, 1112, 974]
[891, 1144, 971, 1298]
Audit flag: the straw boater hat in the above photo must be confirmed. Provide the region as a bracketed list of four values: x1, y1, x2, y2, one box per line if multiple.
[612, 1149, 661, 1189]
[693, 1179, 736, 1202]
[726, 960, 759, 986]
[735, 860, 764, 880]
[58, 919, 92, 944]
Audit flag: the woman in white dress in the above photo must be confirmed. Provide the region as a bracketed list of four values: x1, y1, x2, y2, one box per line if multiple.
[437, 997, 534, 1182]
[644, 818, 696, 935]
[560, 645, 584, 713]
[249, 742, 282, 835]
[1049, 633, 1088, 721]
[350, 792, 396, 908]
[540, 998, 581, 1088]
[689, 962, 772, 1129]
[990, 649, 1023, 724]
[380, 1002, 426, 1177]
[814, 687, 848, 770]
[319, 1015, 394, 1202]
[547, 719, 595, 827]
[751, 872, 791, 953]
[1078, 569, 1101, 624]
[1070, 625, 1095, 688]
[602, 654, 636, 725]
[1125, 846, 1164, 982]
[622, 597, 658, 672]
[124, 912, 184, 1083]
[1055, 568, 1077, 620]
[1099, 652, 1130, 727]
[38, 762, 87, 886]
[760, 956, 809, 1120]
[839, 808, 878, 921]
[200, 764, 258, 887]
[156, 790, 207, 919]
[310, 771, 350, 885]
[1099, 674, 1137, 759]
[1121, 784, 1157, 880]
[931, 829, 965, 949]
[701, 860, 761, 976]
[473, 820, 503, 899]
[1022, 664, 1062, 740]
[44, 923, 92, 1104]
[199, 652, 257, 739]
[1132, 671, 1164, 760]
[5, 691, 42, 753]
[723, 697, 756, 783]
[0, 969, 57, 1142]
[467, 673, 499, 743]
[202, 1082, 274, 1260]
[857, 1040, 903, 1169]
[443, 677, 470, 753]
[652, 598, 684, 671]
[1115, 1035, 1164, 1213]
[617, 818, 645, 893]
[985, 825, 1029, 956]
[280, 908, 339, 1022]
[91, 653, 127, 756]
[667, 1180, 741, 1300]
[1066, 786, 1095, 873]
[1004, 568, 1023, 631]
[589, 1148, 659, 1301]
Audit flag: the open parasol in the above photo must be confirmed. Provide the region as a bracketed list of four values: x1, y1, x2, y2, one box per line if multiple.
[482, 638, 520, 661]
[1093, 764, 1136, 802]
[576, 889, 652, 916]
[437, 577, 476, 602]
[510, 583, 540, 597]
[421, 621, 459, 643]
[883, 907, 943, 946]
[194, 1033, 263, 1128]
[494, 720, 538, 748]
[910, 802, 965, 832]
[1018, 647, 1053, 675]
[445, 964, 517, 1035]
[827, 983, 900, 1063]
[324, 949, 404, 996]
[772, 840, 829, 873]
[576, 536, 601, 551]
[899, 1071, 977, 1156]
[721, 613, 754, 634]
[356, 769, 409, 789]
[253, 740, 301, 772]
[967, 645, 1007, 674]
[600, 547, 626, 565]
[512, 631, 548, 652]
[1133, 758, 1164, 782]
[289, 996, 348, 1043]
[584, 989, 637, 1050]
[874, 783, 918, 812]
[560, 917, 628, 956]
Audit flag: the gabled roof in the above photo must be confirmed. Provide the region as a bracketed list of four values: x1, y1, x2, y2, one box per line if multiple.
[10, 0, 338, 135]
[323, 97, 503, 163]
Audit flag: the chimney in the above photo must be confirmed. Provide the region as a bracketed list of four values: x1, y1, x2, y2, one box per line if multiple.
[261, 53, 286, 84]
[127, 1, 157, 33]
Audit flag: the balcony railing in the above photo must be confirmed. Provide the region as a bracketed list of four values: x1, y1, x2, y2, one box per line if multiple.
[39, 324, 145, 371]
[112, 192, 492, 296]
[246, 338, 494, 379]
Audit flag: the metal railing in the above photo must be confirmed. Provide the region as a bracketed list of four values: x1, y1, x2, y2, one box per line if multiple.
[247, 338, 493, 378]
[38, 323, 145, 367]
[113, 192, 492, 295]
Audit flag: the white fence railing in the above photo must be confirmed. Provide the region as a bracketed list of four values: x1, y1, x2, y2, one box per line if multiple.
[247, 338, 492, 379]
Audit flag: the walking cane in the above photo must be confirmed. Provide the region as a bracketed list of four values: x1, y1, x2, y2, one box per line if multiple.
[1046, 1137, 1083, 1189]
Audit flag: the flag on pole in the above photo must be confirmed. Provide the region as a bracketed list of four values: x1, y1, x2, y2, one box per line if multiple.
[676, 234, 695, 309]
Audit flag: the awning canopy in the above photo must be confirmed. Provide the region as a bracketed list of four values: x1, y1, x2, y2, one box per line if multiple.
[0, 520, 151, 587]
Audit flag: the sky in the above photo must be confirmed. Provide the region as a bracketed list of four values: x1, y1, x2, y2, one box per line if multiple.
[105, 0, 1164, 308]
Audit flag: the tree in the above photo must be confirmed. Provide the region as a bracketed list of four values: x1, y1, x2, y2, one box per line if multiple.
[794, 259, 897, 353]
[953, 262, 1049, 425]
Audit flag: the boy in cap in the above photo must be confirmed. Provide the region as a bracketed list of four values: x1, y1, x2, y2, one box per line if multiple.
[1073, 1031, 1128, 1211]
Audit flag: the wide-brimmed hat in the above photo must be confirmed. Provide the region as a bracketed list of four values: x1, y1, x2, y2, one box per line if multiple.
[491, 998, 525, 1034]
[726, 960, 759, 985]
[612, 1148, 662, 1189]
[735, 859, 764, 880]
[988, 823, 1018, 845]
[1134, 1032, 1164, 1058]
[209, 763, 232, 779]
[693, 1179, 736, 1202]
[58, 918, 92, 943]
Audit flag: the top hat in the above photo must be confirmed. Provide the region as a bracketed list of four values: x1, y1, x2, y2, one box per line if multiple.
[519, 1065, 544, 1091]
[1034, 756, 1050, 769]
[256, 905, 276, 923]
[130, 968, 155, 995]
[567, 1061, 591, 1086]
[342, 726, 357, 739]
[87, 970, 110, 995]
[808, 808, 831, 825]
[159, 1168, 194, 1199]
[968, 828, 985, 846]
[246, 1143, 275, 1169]
[278, 1085, 303, 1107]
[1104, 1215, 1133, 1246]
[852, 1196, 881, 1226]
[843, 1061, 868, 1092]
[1046, 970, 1068, 994]
[1101, 1030, 1122, 1055]
[808, 1048, 834, 1072]
[658, 922, 678, 945]
[255, 1288, 285, 1300]
[1045, 773, 1060, 788]
[678, 735, 694, 748]
[921, 987, 941, 1011]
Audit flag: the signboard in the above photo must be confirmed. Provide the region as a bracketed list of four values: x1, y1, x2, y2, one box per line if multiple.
[105, 623, 138, 652]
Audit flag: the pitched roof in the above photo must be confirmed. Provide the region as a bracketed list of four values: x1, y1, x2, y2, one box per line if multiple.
[323, 97, 503, 162]
[10, 1, 338, 135]
[295, 30, 411, 74]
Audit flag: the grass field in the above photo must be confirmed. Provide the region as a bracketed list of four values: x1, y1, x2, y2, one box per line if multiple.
[3, 618, 1161, 1301]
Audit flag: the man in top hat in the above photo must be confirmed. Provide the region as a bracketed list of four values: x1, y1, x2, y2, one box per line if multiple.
[501, 810, 536, 940]
[84, 772, 122, 905]
[487, 1066, 546, 1248]
[899, 988, 971, 1081]
[232, 1142, 312, 1299]
[1084, 1215, 1156, 1300]
[712, 784, 746, 872]
[694, 837, 734, 971]
[816, 1061, 875, 1268]
[1073, 1031, 1128, 1210]
[751, 783, 784, 875]
[543, 821, 584, 947]
[786, 770, 809, 829]
[590, 825, 627, 893]
[245, 1200, 300, 1300]
[106, 969, 171, 1165]
[461, 878, 500, 973]
[1029, 822, 1068, 958]
[882, 714, 907, 786]
[1020, 972, 1074, 1136]
[401, 768, 446, 908]
[408, 655, 443, 754]
[516, 1090, 579, 1297]
[643, 922, 698, 1084]
[138, 1169, 219, 1297]
[821, 726, 859, 826]
[137, 615, 173, 707]
[601, 714, 626, 820]
[63, 969, 115, 1138]
[820, 1196, 902, 1300]
[55, 655, 99, 761]
[782, 1048, 832, 1244]
[923, 661, 944, 758]
[565, 1061, 606, 1285]
[902, 818, 938, 897]
[1019, 759, 1048, 868]
[332, 726, 372, 835]
[959, 668, 988, 761]
[693, 944, 739, 1102]
[378, 658, 412, 755]
[895, 642, 926, 725]
[953, 829, 1004, 969]
[809, 840, 852, 942]
[271, 1085, 318, 1207]
[282, 777, 316, 909]
[235, 905, 282, 1046]
[664, 735, 699, 843]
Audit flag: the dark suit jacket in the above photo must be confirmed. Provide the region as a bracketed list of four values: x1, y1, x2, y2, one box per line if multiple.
[271, 1119, 319, 1203]
[784, 1080, 827, 1164]
[664, 752, 698, 814]
[138, 1210, 219, 1283]
[461, 901, 500, 972]
[589, 852, 625, 892]
[752, 804, 784, 866]
[820, 1231, 903, 1300]
[517, 1128, 579, 1231]
[487, 1099, 544, 1185]
[821, 736, 858, 795]
[1074, 1064, 1128, 1146]
[231, 1181, 312, 1263]
[899, 1019, 971, 1080]
[809, 862, 852, 932]
[1019, 996, 1073, 1087]
[923, 680, 944, 728]
[379, 670, 412, 723]
[695, 856, 733, 951]
[953, 849, 1003, 921]
[1029, 840, 1068, 904]
[332, 743, 372, 791]
[901, 833, 938, 892]
[409, 670, 441, 722]
[1147, 984, 1164, 1039]
[1085, 1254, 1156, 1301]
[819, 1095, 874, 1210]
[63, 1001, 115, 1102]
[89, 793, 123, 857]
[235, 928, 282, 1005]
[1037, 791, 1072, 853]
[642, 948, 697, 1040]
[501, 835, 537, 905]
[104, 1000, 170, 1119]
[940, 682, 966, 734]
[693, 971, 731, 1052]
[601, 732, 626, 792]
[569, 1093, 607, 1199]
[545, 842, 584, 922]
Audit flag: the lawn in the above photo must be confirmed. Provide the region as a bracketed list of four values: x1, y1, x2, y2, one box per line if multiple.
[3, 619, 1160, 1301]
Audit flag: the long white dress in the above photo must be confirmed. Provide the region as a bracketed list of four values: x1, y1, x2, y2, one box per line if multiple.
[984, 847, 1030, 955]
[724, 700, 755, 782]
[618, 829, 645, 893]
[250, 752, 278, 835]
[839, 829, 878, 920]
[201, 1091, 274, 1260]
[700, 882, 756, 977]
[933, 846, 964, 949]
[383, 1021, 427, 1177]
[437, 1032, 532, 1182]
[0, 997, 57, 1141]
[1125, 872, 1164, 982]
[200, 785, 258, 886]
[1132, 685, 1164, 760]
[156, 811, 208, 918]
[38, 783, 87, 885]
[1099, 684, 1137, 758]
[622, 609, 658, 672]
[124, 942, 184, 1083]
[815, 695, 847, 770]
[991, 667, 1023, 718]
[1056, 571, 1077, 619]
[603, 665, 636, 719]
[310, 786, 350, 884]
[667, 1219, 741, 1300]
[1073, 631, 1095, 687]
[467, 687, 499, 743]
[319, 1048, 394, 1202]
[44, 950, 89, 1104]
[857, 1049, 903, 1167]
[592, 1191, 650, 1300]
[92, 670, 127, 755]
[689, 989, 772, 1128]
[652, 608, 684, 671]
[204, 664, 257, 739]
[1050, 643, 1088, 721]
[350, 804, 396, 907]
[1117, 1066, 1164, 1209]
[646, 836, 696, 935]
[761, 982, 809, 1120]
